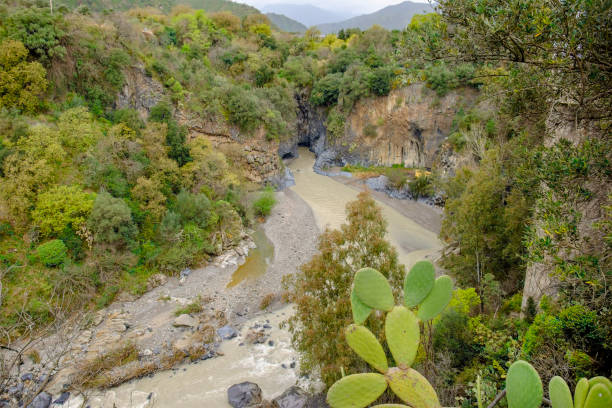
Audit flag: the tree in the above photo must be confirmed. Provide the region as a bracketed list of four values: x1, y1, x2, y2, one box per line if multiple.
[31, 185, 96, 237]
[87, 191, 136, 248]
[310, 73, 343, 106]
[0, 40, 47, 113]
[284, 192, 405, 386]
[4, 7, 65, 62]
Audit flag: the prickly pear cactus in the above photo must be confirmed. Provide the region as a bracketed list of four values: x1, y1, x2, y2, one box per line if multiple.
[588, 377, 612, 394]
[417, 275, 453, 321]
[351, 289, 372, 324]
[327, 373, 388, 408]
[353, 267, 395, 311]
[549, 376, 573, 408]
[328, 264, 452, 408]
[506, 360, 543, 408]
[584, 383, 612, 408]
[385, 306, 419, 367]
[345, 324, 388, 373]
[386, 367, 440, 408]
[574, 378, 590, 408]
[404, 261, 435, 307]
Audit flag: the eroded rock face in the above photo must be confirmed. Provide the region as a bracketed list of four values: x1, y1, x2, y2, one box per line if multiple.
[227, 382, 263, 408]
[115, 65, 164, 119]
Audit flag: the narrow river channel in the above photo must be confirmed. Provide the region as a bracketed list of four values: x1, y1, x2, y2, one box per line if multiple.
[104, 148, 442, 407]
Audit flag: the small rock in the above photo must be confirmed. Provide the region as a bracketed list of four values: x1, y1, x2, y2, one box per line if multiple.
[141, 349, 153, 357]
[180, 268, 192, 279]
[27, 392, 51, 408]
[52, 392, 70, 405]
[217, 325, 238, 340]
[263, 324, 272, 329]
[21, 373, 33, 381]
[227, 382, 262, 408]
[173, 314, 198, 328]
[272, 386, 309, 408]
[268, 340, 274, 347]
[290, 361, 296, 369]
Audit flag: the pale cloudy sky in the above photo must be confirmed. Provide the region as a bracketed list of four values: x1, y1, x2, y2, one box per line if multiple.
[240, 0, 430, 14]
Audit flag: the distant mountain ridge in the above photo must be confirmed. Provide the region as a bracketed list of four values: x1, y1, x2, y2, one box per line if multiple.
[61, 0, 260, 16]
[266, 13, 308, 33]
[316, 1, 435, 34]
[261, 3, 353, 27]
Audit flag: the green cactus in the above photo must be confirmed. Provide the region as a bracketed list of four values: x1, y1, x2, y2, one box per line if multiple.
[416, 275, 453, 321]
[584, 383, 612, 408]
[329, 264, 452, 408]
[353, 267, 395, 311]
[404, 260, 435, 307]
[385, 306, 419, 367]
[386, 367, 440, 408]
[505, 360, 543, 408]
[345, 324, 388, 373]
[574, 378, 590, 408]
[351, 289, 372, 324]
[327, 373, 388, 408]
[549, 376, 573, 408]
[588, 377, 612, 394]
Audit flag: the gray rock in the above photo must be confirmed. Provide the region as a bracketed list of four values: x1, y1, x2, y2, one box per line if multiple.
[173, 314, 198, 328]
[27, 392, 52, 408]
[217, 325, 238, 340]
[272, 386, 308, 408]
[227, 382, 262, 408]
[21, 373, 33, 381]
[52, 392, 70, 405]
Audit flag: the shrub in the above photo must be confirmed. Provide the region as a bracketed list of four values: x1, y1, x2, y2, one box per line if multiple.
[368, 66, 393, 96]
[4, 7, 66, 62]
[326, 109, 346, 140]
[37, 239, 68, 267]
[32, 185, 96, 237]
[175, 190, 215, 229]
[222, 85, 261, 132]
[409, 175, 434, 199]
[310, 73, 343, 106]
[387, 168, 408, 189]
[88, 191, 137, 248]
[253, 187, 276, 217]
[426, 63, 454, 96]
[175, 296, 204, 316]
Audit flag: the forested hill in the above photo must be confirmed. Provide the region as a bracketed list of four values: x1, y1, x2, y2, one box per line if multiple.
[316, 1, 434, 34]
[266, 12, 307, 33]
[58, 0, 260, 15]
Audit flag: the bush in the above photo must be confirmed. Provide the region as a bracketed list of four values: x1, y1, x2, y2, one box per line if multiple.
[409, 175, 434, 199]
[175, 190, 215, 229]
[37, 239, 68, 267]
[310, 73, 343, 106]
[253, 187, 276, 217]
[426, 63, 454, 96]
[32, 185, 96, 237]
[222, 85, 261, 132]
[387, 168, 408, 189]
[368, 66, 393, 96]
[88, 191, 137, 248]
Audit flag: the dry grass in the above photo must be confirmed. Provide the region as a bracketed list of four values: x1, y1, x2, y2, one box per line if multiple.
[259, 293, 276, 310]
[73, 342, 139, 389]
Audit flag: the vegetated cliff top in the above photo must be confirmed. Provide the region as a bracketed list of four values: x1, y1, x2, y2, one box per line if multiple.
[316, 1, 435, 34]
[60, 0, 261, 15]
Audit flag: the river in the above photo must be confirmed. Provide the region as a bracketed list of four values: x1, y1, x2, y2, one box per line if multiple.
[101, 148, 441, 408]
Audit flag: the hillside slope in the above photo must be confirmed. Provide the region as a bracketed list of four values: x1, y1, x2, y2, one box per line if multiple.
[266, 12, 307, 33]
[261, 3, 352, 27]
[316, 1, 434, 33]
[60, 0, 260, 15]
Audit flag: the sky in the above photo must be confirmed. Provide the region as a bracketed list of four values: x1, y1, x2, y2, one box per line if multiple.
[240, 0, 431, 15]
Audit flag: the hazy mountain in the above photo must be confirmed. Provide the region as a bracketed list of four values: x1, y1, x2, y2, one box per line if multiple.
[266, 13, 308, 33]
[316, 1, 435, 34]
[261, 3, 353, 27]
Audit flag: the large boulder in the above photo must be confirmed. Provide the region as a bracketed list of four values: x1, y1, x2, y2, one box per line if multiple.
[227, 382, 262, 408]
[272, 386, 309, 408]
[27, 392, 51, 408]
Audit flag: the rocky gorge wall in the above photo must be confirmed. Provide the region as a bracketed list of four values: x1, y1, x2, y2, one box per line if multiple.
[281, 84, 479, 174]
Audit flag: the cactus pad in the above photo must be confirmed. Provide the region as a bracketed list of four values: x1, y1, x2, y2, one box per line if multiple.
[386, 367, 441, 408]
[403, 261, 435, 307]
[327, 373, 388, 408]
[588, 377, 612, 394]
[354, 268, 394, 311]
[506, 360, 543, 408]
[416, 275, 453, 321]
[385, 306, 419, 367]
[574, 378, 590, 408]
[351, 289, 372, 324]
[345, 324, 388, 373]
[371, 405, 411, 407]
[583, 383, 612, 408]
[549, 376, 573, 408]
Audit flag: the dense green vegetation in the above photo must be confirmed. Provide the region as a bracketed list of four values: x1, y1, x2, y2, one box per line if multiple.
[0, 0, 610, 404]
